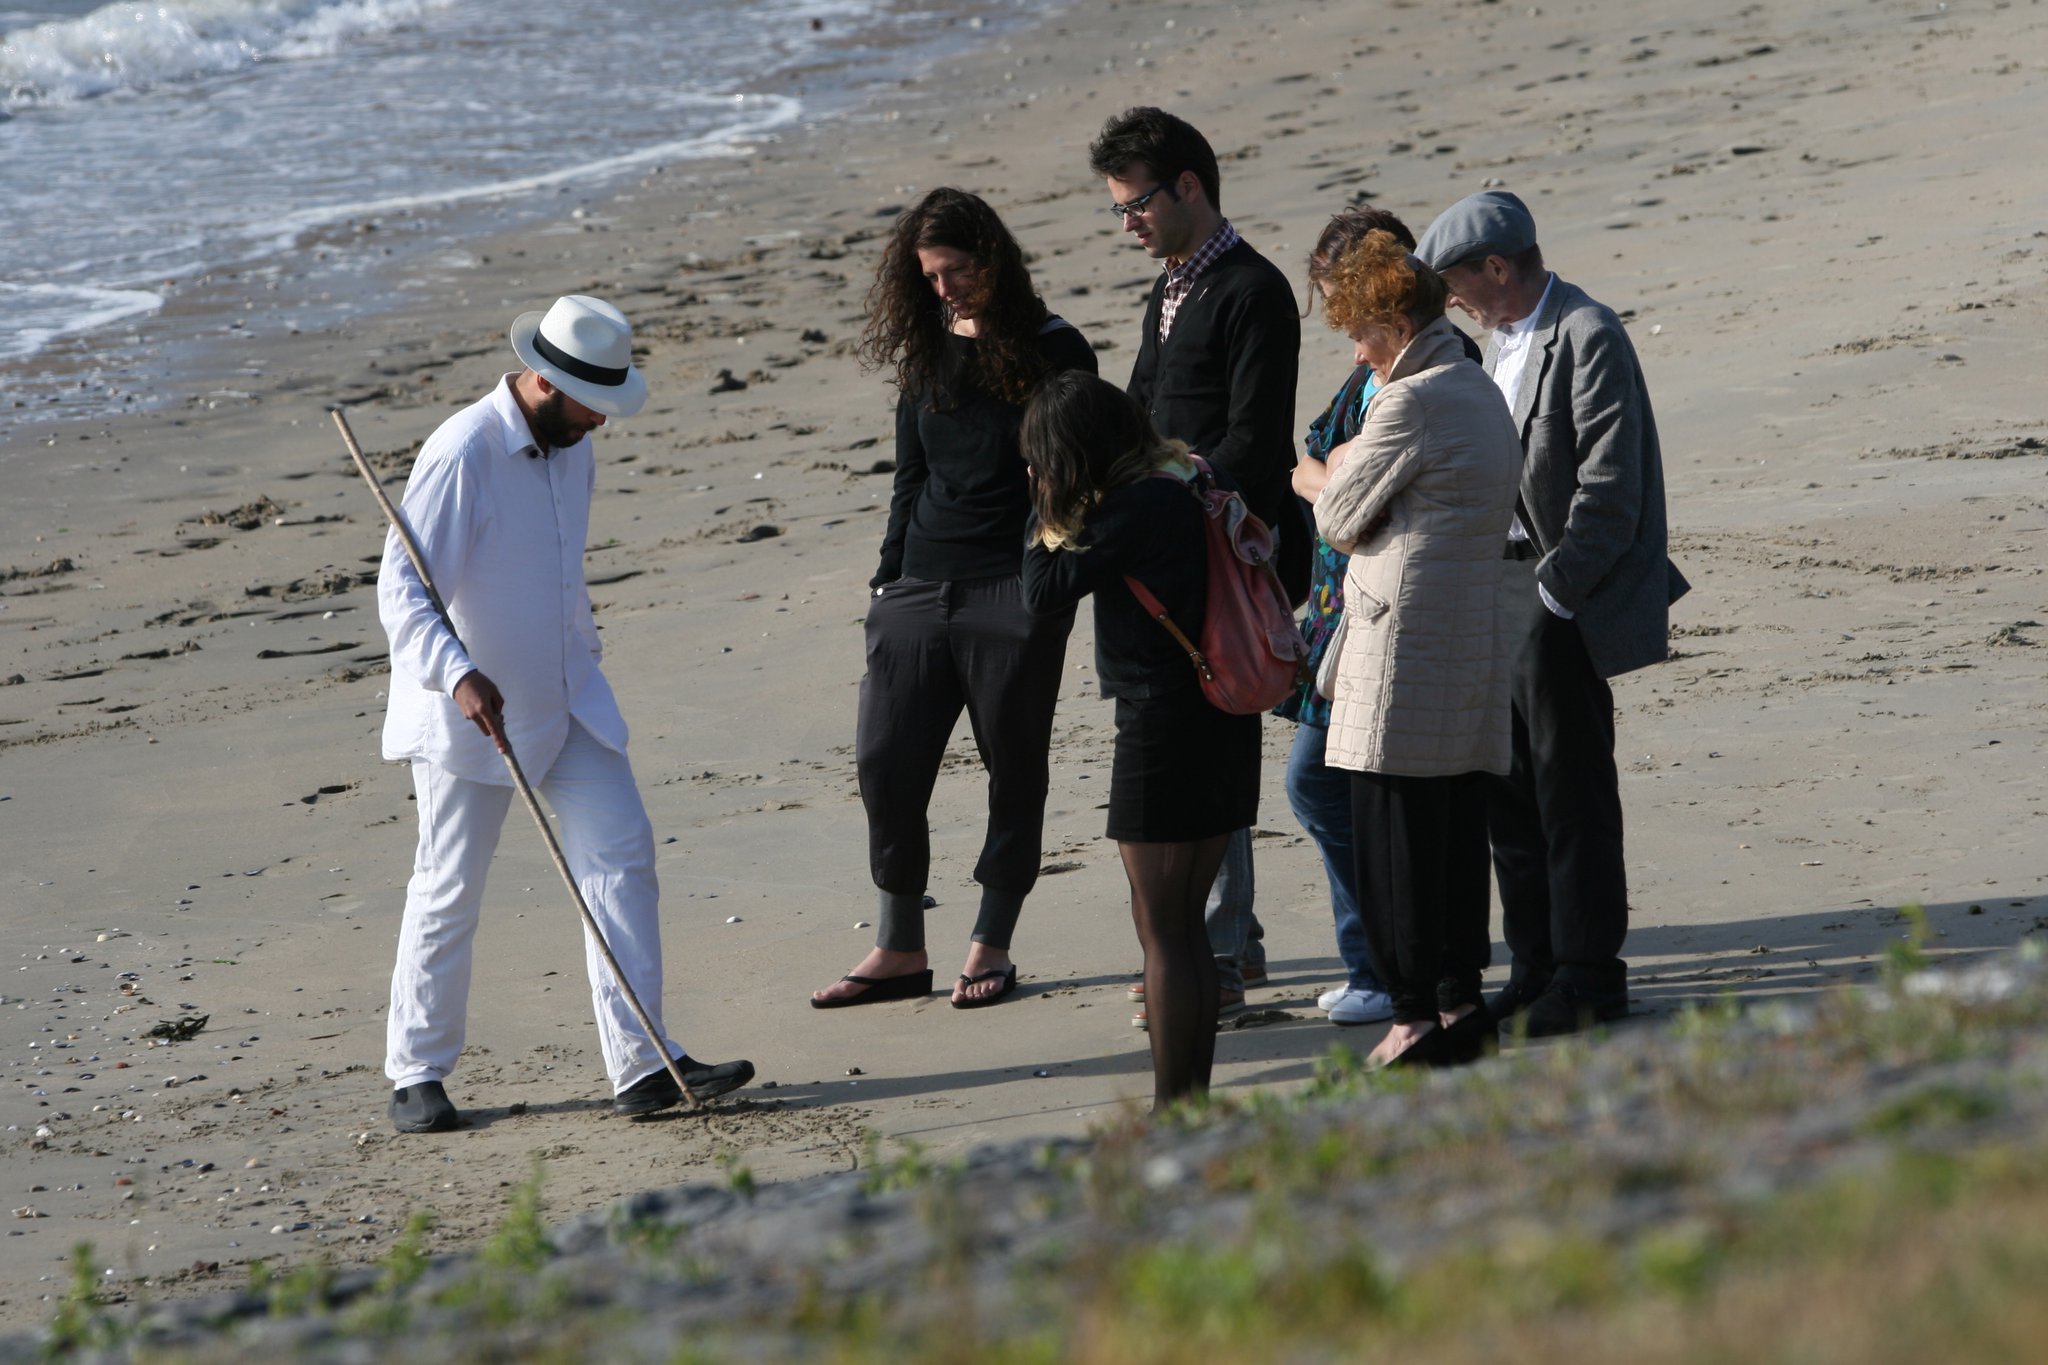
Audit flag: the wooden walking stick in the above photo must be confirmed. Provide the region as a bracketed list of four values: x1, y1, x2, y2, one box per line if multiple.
[331, 406, 698, 1110]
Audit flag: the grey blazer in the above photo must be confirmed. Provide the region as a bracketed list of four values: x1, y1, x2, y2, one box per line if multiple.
[1494, 277, 1690, 678]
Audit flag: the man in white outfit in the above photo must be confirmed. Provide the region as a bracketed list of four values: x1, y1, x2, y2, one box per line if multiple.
[378, 295, 754, 1133]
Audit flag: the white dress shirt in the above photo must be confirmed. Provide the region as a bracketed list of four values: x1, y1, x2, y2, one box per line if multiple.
[1487, 271, 1554, 423]
[379, 375, 628, 785]
[1488, 273, 1573, 619]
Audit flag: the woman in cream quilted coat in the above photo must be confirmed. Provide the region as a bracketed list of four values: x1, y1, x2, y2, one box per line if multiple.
[1309, 231, 1522, 1071]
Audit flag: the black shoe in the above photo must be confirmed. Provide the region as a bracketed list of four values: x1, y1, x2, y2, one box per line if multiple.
[1486, 971, 1553, 1029]
[1520, 981, 1628, 1039]
[389, 1081, 459, 1134]
[614, 1056, 756, 1116]
[1379, 1024, 1459, 1070]
[1440, 1008, 1496, 1066]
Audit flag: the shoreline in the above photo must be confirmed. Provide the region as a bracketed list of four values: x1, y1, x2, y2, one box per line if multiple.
[5, 0, 2048, 1333]
[0, 0, 1047, 433]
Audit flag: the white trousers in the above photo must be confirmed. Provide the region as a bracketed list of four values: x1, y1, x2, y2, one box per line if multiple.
[385, 720, 682, 1094]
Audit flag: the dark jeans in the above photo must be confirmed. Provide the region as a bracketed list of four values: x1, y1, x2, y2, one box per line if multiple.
[1350, 770, 1492, 1025]
[1485, 562, 1629, 995]
[856, 574, 1073, 951]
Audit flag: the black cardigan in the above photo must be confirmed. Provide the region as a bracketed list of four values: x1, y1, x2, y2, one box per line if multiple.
[1125, 238, 1308, 599]
[873, 321, 1098, 586]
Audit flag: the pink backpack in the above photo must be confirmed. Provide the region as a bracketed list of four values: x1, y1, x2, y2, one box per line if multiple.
[1124, 456, 1309, 714]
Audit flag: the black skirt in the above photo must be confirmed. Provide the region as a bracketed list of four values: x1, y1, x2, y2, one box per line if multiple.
[1106, 686, 1261, 842]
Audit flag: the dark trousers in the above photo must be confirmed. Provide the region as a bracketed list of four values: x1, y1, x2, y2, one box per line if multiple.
[1485, 563, 1629, 995]
[856, 574, 1073, 950]
[1349, 770, 1492, 1024]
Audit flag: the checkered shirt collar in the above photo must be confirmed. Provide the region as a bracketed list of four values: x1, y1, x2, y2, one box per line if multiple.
[1158, 219, 1241, 342]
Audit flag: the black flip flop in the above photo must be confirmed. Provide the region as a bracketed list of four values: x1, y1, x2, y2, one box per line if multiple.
[950, 964, 1018, 1010]
[810, 968, 933, 1009]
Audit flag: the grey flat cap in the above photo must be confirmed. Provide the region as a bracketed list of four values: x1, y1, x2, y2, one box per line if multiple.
[1416, 190, 1538, 272]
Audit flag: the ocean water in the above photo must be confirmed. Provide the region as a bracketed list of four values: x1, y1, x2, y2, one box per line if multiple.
[0, 0, 1024, 425]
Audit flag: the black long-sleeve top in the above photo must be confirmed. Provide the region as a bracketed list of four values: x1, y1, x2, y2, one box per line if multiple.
[872, 321, 1098, 587]
[1021, 472, 1214, 701]
[1126, 239, 1300, 528]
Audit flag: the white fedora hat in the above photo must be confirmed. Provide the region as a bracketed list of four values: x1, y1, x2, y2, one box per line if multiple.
[509, 295, 648, 417]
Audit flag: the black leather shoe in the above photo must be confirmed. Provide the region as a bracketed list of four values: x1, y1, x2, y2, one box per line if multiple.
[1440, 1008, 1496, 1066]
[614, 1057, 756, 1116]
[1520, 982, 1628, 1038]
[1486, 971, 1553, 1029]
[389, 1081, 459, 1134]
[1379, 1024, 1459, 1070]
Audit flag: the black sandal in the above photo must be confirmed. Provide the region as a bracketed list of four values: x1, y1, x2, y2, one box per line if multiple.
[810, 968, 933, 1009]
[950, 965, 1017, 1010]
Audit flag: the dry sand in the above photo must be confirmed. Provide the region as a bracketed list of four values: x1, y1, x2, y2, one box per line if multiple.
[3, 0, 2045, 1329]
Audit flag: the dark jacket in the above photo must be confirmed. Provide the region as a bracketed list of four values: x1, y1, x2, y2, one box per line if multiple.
[1126, 239, 1309, 602]
[1497, 277, 1689, 678]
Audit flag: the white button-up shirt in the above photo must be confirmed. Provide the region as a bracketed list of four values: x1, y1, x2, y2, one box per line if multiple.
[1487, 270, 1555, 423]
[1487, 274, 1574, 618]
[378, 375, 628, 785]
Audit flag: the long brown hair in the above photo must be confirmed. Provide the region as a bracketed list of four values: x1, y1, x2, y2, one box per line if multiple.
[857, 187, 1051, 407]
[1020, 372, 1186, 551]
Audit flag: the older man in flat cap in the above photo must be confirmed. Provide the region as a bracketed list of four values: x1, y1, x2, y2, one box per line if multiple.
[1416, 192, 1689, 1038]
[377, 295, 754, 1132]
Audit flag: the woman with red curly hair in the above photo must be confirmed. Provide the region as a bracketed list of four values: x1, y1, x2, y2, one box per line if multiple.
[1312, 230, 1522, 1069]
[811, 188, 1097, 1011]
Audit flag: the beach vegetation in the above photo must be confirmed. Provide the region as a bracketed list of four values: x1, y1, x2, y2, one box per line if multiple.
[40, 1242, 127, 1358]
[478, 1162, 553, 1274]
[718, 1149, 758, 1202]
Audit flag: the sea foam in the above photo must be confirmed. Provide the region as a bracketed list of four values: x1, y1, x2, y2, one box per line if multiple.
[0, 0, 448, 109]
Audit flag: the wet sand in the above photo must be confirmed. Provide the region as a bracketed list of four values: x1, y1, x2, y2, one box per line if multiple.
[4, 0, 2046, 1327]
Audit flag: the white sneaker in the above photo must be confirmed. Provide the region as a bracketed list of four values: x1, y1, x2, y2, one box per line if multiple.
[1327, 988, 1396, 1026]
[1316, 986, 1348, 1012]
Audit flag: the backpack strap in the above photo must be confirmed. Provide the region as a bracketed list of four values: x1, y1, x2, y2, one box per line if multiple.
[1123, 574, 1215, 684]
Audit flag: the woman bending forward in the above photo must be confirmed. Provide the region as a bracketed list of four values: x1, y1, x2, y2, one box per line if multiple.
[1020, 373, 1261, 1107]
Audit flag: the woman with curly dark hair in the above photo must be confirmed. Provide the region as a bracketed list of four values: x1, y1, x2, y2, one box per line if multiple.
[811, 188, 1097, 1011]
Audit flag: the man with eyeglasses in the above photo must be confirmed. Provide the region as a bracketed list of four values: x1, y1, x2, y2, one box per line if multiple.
[1088, 106, 1304, 1023]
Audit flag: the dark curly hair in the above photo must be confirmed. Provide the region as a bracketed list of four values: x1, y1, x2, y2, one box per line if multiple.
[857, 188, 1051, 408]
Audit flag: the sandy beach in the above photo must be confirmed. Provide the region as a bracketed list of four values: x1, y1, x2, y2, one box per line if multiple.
[4, 0, 2045, 1329]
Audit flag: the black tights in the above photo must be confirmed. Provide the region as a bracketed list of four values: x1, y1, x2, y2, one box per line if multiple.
[1120, 834, 1231, 1108]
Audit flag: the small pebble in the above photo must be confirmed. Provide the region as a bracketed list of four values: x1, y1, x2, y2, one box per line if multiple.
[845, 1066, 864, 1077]
[854, 920, 871, 929]
[726, 915, 742, 924]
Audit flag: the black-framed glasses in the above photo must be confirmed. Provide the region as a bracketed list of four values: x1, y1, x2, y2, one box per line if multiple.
[1106, 181, 1176, 222]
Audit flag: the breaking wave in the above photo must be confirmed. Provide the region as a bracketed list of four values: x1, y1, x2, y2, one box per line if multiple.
[0, 0, 448, 109]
